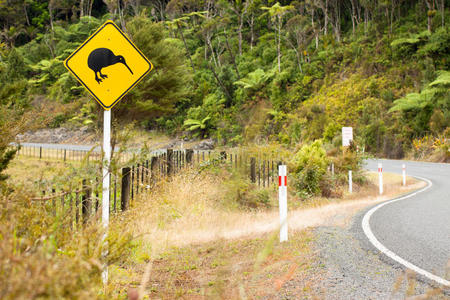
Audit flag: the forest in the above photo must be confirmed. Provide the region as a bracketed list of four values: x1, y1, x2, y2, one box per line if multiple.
[0, 0, 449, 160]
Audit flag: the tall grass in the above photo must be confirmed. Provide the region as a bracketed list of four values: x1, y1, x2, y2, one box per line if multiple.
[0, 184, 133, 299]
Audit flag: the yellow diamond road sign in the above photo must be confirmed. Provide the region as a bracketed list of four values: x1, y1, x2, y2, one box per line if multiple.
[64, 20, 153, 110]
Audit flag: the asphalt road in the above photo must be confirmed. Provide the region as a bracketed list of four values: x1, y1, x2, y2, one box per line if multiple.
[17, 142, 101, 151]
[13, 142, 168, 155]
[363, 159, 449, 287]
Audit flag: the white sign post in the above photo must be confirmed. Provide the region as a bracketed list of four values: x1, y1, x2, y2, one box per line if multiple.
[102, 109, 111, 283]
[378, 163, 383, 195]
[278, 165, 288, 243]
[402, 164, 406, 186]
[342, 127, 353, 147]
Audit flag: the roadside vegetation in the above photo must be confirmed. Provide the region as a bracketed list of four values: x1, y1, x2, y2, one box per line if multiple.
[106, 158, 423, 298]
[2, 150, 425, 299]
[1, 0, 449, 298]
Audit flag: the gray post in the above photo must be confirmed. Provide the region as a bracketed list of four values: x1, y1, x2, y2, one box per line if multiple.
[81, 179, 92, 223]
[186, 149, 194, 164]
[167, 149, 173, 176]
[52, 188, 56, 216]
[250, 157, 256, 183]
[150, 156, 158, 184]
[121, 167, 131, 211]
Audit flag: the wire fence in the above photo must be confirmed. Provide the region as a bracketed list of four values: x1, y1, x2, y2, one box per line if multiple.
[18, 145, 283, 226]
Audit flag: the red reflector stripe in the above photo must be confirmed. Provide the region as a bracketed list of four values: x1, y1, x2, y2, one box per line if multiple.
[284, 176, 287, 186]
[279, 176, 287, 186]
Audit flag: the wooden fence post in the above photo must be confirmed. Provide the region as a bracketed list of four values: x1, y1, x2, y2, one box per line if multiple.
[262, 161, 266, 187]
[145, 160, 149, 184]
[39, 146, 42, 159]
[136, 163, 140, 195]
[75, 191, 80, 224]
[81, 179, 92, 223]
[121, 167, 131, 211]
[150, 156, 158, 184]
[186, 149, 193, 164]
[250, 157, 256, 183]
[220, 151, 227, 160]
[51, 188, 56, 216]
[167, 149, 173, 176]
[131, 165, 135, 200]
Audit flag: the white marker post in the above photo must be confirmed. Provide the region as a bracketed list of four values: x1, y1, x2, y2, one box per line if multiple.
[278, 165, 288, 243]
[402, 164, 406, 186]
[378, 163, 383, 195]
[102, 109, 111, 283]
[349, 170, 352, 193]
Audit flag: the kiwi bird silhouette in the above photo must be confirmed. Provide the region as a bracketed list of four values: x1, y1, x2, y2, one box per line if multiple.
[87, 48, 133, 84]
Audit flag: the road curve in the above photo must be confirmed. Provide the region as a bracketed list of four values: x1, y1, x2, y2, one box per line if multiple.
[364, 159, 449, 287]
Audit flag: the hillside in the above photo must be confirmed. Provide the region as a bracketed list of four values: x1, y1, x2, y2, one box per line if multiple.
[1, 0, 449, 159]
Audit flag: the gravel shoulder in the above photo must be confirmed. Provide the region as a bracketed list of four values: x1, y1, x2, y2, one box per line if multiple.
[311, 200, 448, 299]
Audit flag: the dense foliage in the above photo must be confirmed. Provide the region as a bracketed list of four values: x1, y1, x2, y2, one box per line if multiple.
[0, 0, 449, 160]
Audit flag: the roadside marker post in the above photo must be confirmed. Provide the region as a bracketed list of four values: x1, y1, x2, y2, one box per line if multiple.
[278, 165, 288, 242]
[64, 20, 153, 284]
[402, 164, 406, 186]
[349, 170, 352, 193]
[378, 163, 383, 195]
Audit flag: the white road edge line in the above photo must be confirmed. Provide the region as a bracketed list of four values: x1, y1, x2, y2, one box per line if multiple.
[362, 176, 450, 287]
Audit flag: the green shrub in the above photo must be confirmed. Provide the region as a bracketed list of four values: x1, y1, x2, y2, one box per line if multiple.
[291, 140, 329, 198]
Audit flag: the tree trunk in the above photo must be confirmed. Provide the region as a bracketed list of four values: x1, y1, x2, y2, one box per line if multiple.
[208, 63, 232, 101]
[238, 15, 243, 56]
[295, 48, 302, 73]
[178, 25, 195, 72]
[49, 5, 54, 31]
[427, 13, 432, 32]
[23, 4, 30, 26]
[224, 29, 240, 79]
[351, 0, 356, 35]
[88, 0, 94, 18]
[285, 36, 303, 73]
[425, 0, 433, 33]
[364, 6, 368, 34]
[332, 0, 341, 42]
[311, 8, 319, 49]
[80, 0, 85, 17]
[325, 0, 328, 35]
[277, 15, 281, 73]
[249, 14, 254, 50]
[207, 36, 218, 68]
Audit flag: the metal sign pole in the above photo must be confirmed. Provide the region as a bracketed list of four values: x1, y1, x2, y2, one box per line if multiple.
[102, 109, 111, 283]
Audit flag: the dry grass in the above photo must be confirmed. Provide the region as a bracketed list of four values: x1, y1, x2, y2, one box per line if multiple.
[110, 166, 425, 298]
[6, 156, 79, 188]
[132, 230, 317, 299]
[0, 184, 134, 299]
